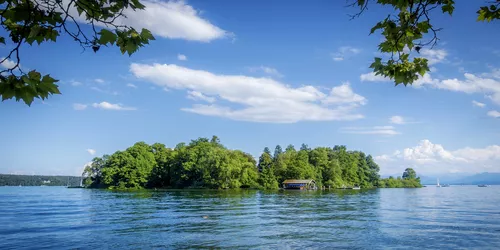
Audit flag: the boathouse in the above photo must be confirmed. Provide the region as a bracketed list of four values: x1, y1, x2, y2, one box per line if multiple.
[282, 179, 317, 190]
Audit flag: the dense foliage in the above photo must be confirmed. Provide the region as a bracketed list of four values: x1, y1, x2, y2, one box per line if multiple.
[352, 0, 499, 86]
[378, 168, 423, 188]
[0, 0, 154, 105]
[0, 174, 81, 186]
[84, 136, 259, 189]
[82, 136, 415, 190]
[257, 144, 381, 189]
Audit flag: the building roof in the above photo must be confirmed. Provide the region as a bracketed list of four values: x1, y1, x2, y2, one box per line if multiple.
[282, 179, 315, 184]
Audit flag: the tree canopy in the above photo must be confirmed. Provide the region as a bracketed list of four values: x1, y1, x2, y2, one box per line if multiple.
[352, 0, 499, 86]
[0, 0, 154, 105]
[82, 136, 421, 190]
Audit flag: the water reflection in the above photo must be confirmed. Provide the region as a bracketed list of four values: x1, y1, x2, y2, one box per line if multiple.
[1, 187, 499, 249]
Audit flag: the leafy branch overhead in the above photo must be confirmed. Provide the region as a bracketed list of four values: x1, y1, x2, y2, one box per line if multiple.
[352, 0, 499, 86]
[0, 0, 155, 105]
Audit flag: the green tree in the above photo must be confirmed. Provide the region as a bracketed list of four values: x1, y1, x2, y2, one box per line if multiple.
[273, 145, 283, 161]
[402, 167, 417, 180]
[259, 165, 279, 189]
[0, 0, 155, 105]
[258, 147, 273, 172]
[352, 0, 499, 86]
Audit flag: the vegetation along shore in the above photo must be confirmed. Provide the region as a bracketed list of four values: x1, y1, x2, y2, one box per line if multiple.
[82, 136, 422, 190]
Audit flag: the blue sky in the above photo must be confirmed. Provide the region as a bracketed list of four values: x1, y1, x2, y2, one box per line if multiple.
[1, 0, 499, 176]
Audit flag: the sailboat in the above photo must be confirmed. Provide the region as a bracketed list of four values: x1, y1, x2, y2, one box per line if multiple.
[436, 178, 441, 187]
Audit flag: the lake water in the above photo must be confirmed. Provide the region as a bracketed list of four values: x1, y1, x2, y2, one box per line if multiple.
[1, 186, 499, 249]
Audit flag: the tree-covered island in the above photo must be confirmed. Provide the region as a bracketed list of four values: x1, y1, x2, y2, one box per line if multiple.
[83, 136, 422, 190]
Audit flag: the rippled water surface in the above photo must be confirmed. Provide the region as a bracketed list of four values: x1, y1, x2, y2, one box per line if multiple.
[1, 186, 499, 249]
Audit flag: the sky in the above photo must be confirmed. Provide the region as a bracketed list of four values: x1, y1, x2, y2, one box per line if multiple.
[0, 0, 499, 176]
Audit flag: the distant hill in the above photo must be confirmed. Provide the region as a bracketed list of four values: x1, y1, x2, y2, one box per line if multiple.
[0, 174, 81, 186]
[419, 172, 500, 185]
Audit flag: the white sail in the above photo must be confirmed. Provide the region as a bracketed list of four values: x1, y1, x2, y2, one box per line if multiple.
[437, 178, 440, 187]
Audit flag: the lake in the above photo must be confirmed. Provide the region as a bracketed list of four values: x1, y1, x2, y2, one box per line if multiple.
[1, 186, 499, 249]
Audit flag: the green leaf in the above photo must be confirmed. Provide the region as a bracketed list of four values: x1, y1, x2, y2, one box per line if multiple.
[28, 25, 41, 39]
[99, 29, 117, 45]
[28, 71, 42, 81]
[442, 4, 454, 15]
[0, 37, 5, 44]
[140, 29, 155, 41]
[1, 86, 16, 101]
[50, 30, 58, 42]
[126, 42, 137, 56]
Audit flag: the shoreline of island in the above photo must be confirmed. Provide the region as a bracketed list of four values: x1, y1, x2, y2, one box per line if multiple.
[79, 136, 422, 190]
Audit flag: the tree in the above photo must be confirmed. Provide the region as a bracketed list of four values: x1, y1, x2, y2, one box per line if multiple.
[0, 0, 155, 105]
[258, 148, 273, 172]
[352, 0, 499, 86]
[402, 168, 417, 180]
[82, 136, 389, 190]
[273, 145, 283, 160]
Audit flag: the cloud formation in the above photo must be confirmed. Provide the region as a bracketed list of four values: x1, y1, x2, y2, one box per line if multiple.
[0, 57, 17, 69]
[73, 103, 88, 110]
[126, 83, 138, 89]
[389, 116, 405, 124]
[420, 49, 447, 65]
[332, 46, 361, 61]
[86, 149, 96, 155]
[187, 91, 215, 103]
[177, 54, 188, 61]
[360, 68, 500, 108]
[248, 66, 284, 78]
[375, 140, 500, 174]
[487, 110, 500, 118]
[92, 102, 137, 111]
[62, 0, 229, 42]
[339, 126, 400, 135]
[130, 63, 366, 123]
[472, 100, 486, 108]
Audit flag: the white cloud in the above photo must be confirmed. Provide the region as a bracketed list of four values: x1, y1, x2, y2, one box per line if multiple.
[437, 72, 500, 105]
[487, 110, 500, 118]
[375, 140, 500, 174]
[86, 149, 96, 155]
[472, 100, 486, 108]
[360, 72, 389, 82]
[73, 103, 88, 110]
[126, 83, 138, 89]
[339, 126, 400, 135]
[332, 46, 361, 62]
[248, 66, 284, 78]
[70, 80, 82, 86]
[0, 57, 17, 69]
[374, 154, 394, 162]
[94, 78, 105, 84]
[177, 54, 188, 61]
[389, 116, 405, 124]
[62, 0, 229, 42]
[388, 115, 419, 124]
[92, 102, 137, 111]
[362, 68, 500, 105]
[322, 82, 367, 105]
[130, 63, 366, 123]
[187, 90, 215, 103]
[420, 49, 447, 65]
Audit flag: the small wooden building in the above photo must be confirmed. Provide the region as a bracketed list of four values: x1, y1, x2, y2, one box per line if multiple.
[282, 179, 317, 190]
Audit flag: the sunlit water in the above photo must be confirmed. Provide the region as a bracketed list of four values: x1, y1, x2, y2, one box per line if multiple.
[1, 186, 499, 249]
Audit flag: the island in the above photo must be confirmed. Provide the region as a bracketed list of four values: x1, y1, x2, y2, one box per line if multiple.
[82, 136, 422, 190]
